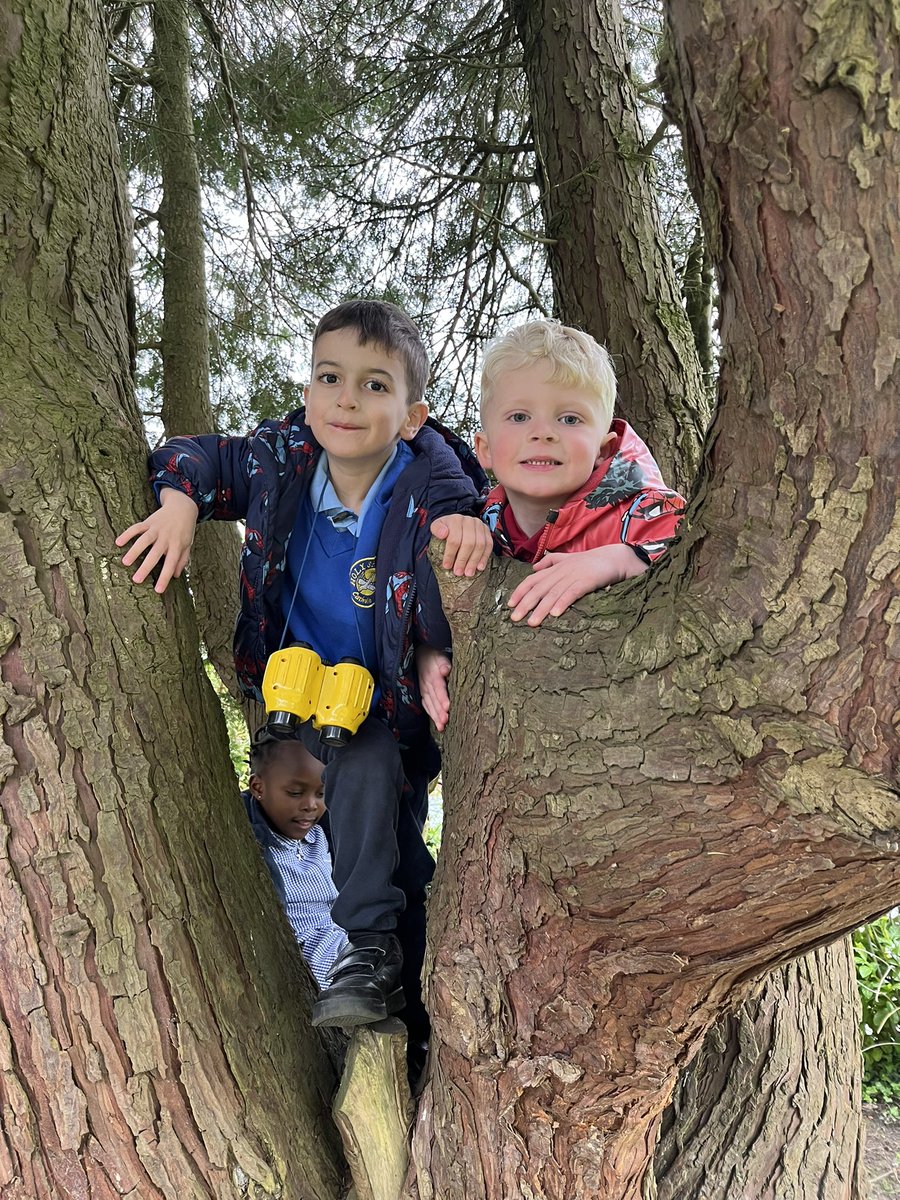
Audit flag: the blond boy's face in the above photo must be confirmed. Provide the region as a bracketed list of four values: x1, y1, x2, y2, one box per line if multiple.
[475, 360, 615, 515]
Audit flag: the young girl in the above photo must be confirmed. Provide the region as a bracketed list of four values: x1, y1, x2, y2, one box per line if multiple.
[245, 734, 347, 988]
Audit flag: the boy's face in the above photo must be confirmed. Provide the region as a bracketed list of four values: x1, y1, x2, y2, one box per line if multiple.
[305, 327, 428, 479]
[250, 741, 326, 841]
[475, 355, 619, 516]
[475, 360, 615, 514]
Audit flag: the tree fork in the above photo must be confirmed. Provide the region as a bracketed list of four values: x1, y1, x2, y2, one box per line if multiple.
[408, 0, 900, 1195]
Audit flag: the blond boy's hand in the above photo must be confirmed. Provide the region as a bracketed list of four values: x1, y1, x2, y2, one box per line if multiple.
[115, 487, 199, 593]
[416, 646, 452, 731]
[508, 545, 647, 626]
[430, 514, 492, 577]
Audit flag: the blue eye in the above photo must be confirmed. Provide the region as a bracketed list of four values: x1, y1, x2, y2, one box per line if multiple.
[365, 379, 388, 393]
[509, 412, 528, 423]
[560, 414, 581, 425]
[319, 372, 339, 385]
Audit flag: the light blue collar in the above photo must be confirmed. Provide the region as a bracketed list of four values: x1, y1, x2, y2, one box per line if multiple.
[310, 447, 400, 536]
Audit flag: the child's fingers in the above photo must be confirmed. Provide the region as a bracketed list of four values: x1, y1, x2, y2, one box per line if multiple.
[472, 524, 493, 571]
[119, 528, 158, 566]
[120, 529, 158, 568]
[432, 517, 492, 576]
[526, 576, 595, 625]
[508, 576, 552, 621]
[115, 520, 148, 548]
[444, 523, 478, 574]
[421, 680, 450, 732]
[530, 552, 562, 572]
[508, 570, 546, 610]
[153, 548, 186, 594]
[508, 565, 580, 622]
[129, 542, 166, 585]
[527, 583, 579, 626]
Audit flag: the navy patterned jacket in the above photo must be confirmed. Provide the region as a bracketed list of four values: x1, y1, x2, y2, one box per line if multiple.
[149, 409, 487, 749]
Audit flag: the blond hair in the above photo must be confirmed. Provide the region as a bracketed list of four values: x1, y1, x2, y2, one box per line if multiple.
[480, 319, 616, 432]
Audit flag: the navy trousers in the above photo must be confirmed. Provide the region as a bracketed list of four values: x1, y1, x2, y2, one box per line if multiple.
[297, 715, 435, 1041]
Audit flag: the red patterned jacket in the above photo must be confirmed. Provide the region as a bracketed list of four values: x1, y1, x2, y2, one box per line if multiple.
[481, 419, 685, 564]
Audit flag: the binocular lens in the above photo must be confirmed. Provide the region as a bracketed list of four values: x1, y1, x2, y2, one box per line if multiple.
[319, 725, 350, 747]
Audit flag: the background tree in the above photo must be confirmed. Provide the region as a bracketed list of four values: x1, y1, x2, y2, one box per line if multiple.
[0, 0, 343, 1192]
[656, 940, 864, 1199]
[150, 0, 243, 695]
[510, 0, 708, 490]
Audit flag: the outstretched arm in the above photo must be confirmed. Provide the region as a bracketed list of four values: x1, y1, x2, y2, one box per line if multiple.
[508, 544, 647, 626]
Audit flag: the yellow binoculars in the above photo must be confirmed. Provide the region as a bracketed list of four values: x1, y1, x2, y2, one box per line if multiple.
[262, 644, 374, 747]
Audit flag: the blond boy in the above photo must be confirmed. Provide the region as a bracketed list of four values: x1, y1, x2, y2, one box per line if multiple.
[475, 319, 685, 626]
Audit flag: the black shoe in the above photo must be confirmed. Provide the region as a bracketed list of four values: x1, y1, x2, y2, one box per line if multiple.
[312, 933, 404, 1029]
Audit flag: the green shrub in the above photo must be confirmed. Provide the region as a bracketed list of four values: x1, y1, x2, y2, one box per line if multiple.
[854, 912, 900, 1110]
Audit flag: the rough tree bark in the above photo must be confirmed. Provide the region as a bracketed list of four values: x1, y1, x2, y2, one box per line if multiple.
[408, 0, 900, 1196]
[516, 0, 866, 1190]
[151, 0, 243, 698]
[680, 224, 714, 387]
[509, 0, 710, 493]
[656, 940, 865, 1199]
[0, 0, 343, 1194]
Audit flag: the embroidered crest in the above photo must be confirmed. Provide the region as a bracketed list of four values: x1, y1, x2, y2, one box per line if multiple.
[350, 557, 377, 608]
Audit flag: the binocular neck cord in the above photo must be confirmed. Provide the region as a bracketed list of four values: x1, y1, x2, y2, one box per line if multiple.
[277, 459, 370, 668]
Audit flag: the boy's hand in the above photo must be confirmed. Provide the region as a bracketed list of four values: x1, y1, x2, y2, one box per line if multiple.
[115, 487, 199, 593]
[416, 646, 452, 732]
[508, 545, 647, 626]
[430, 514, 492, 577]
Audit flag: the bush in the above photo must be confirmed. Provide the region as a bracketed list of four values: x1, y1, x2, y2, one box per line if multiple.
[854, 912, 900, 1113]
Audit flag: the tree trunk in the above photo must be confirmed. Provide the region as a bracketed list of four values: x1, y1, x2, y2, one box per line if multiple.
[151, 0, 243, 698]
[408, 0, 900, 1194]
[509, 0, 710, 493]
[524, 1, 866, 1191]
[0, 0, 343, 1194]
[655, 939, 864, 1200]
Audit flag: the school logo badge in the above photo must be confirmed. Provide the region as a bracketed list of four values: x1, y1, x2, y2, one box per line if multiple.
[350, 557, 377, 608]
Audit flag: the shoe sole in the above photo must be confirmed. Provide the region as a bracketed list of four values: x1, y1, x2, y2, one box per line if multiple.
[311, 987, 405, 1030]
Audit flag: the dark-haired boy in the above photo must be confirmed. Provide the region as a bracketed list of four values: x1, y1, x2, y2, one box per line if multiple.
[116, 300, 490, 1036]
[246, 735, 347, 988]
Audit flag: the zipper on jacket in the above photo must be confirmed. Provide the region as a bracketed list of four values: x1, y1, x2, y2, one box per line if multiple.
[534, 509, 560, 561]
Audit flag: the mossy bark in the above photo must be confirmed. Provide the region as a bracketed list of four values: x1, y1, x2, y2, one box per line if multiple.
[0, 0, 343, 1194]
[151, 0, 242, 698]
[407, 0, 900, 1195]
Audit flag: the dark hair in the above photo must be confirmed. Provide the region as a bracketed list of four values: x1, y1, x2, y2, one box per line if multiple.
[249, 728, 297, 774]
[313, 299, 430, 407]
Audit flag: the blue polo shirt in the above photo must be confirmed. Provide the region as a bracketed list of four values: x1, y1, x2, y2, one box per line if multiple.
[280, 445, 413, 688]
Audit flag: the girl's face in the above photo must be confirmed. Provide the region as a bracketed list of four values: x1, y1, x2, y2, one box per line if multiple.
[250, 742, 325, 840]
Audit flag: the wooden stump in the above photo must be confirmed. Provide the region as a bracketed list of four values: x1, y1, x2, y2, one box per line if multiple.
[333, 1018, 413, 1200]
